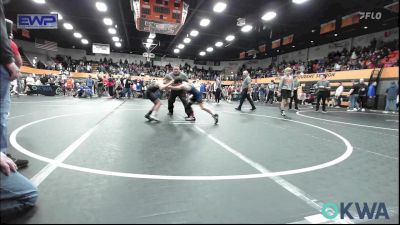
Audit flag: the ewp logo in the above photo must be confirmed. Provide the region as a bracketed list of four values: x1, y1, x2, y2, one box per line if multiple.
[17, 14, 58, 29]
[321, 202, 389, 220]
[360, 12, 382, 20]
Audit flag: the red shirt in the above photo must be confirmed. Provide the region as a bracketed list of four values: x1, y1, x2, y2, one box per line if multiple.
[10, 40, 20, 57]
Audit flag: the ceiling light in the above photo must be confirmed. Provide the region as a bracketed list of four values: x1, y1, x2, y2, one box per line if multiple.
[81, 39, 89, 44]
[174, 49, 180, 54]
[310, 40, 314, 43]
[149, 33, 156, 39]
[115, 42, 121, 47]
[108, 28, 116, 34]
[96, 2, 108, 12]
[364, 26, 368, 29]
[183, 37, 191, 43]
[213, 2, 227, 13]
[112, 37, 120, 42]
[241, 24, 253, 32]
[226, 35, 235, 42]
[50, 12, 62, 20]
[215, 41, 223, 47]
[73, 32, 82, 38]
[33, 0, 46, 4]
[63, 23, 73, 30]
[178, 44, 185, 49]
[103, 18, 113, 26]
[292, 0, 309, 4]
[199, 51, 206, 56]
[190, 30, 199, 37]
[311, 29, 316, 33]
[262, 11, 277, 21]
[147, 38, 153, 43]
[334, 33, 338, 36]
[200, 18, 211, 27]
[292, 45, 295, 48]
[206, 47, 214, 52]
[145, 43, 151, 48]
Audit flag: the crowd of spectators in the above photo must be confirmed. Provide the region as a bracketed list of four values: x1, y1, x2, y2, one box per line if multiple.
[28, 39, 399, 82]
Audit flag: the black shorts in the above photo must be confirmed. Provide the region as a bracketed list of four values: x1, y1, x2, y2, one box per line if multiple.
[146, 90, 159, 103]
[281, 90, 292, 99]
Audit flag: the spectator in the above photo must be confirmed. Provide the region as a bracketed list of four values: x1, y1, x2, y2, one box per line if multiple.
[334, 82, 344, 108]
[347, 80, 360, 111]
[367, 81, 377, 109]
[383, 81, 399, 113]
[358, 79, 368, 112]
[0, 1, 38, 220]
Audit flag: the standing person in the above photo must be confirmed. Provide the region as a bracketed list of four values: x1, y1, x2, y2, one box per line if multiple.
[289, 74, 300, 111]
[315, 74, 331, 113]
[0, 0, 38, 219]
[259, 84, 266, 103]
[107, 77, 115, 98]
[85, 75, 94, 93]
[122, 76, 132, 99]
[6, 19, 21, 97]
[165, 66, 191, 118]
[347, 80, 360, 111]
[266, 80, 276, 104]
[277, 68, 294, 117]
[383, 81, 399, 114]
[235, 70, 256, 111]
[367, 81, 377, 109]
[2, 17, 28, 167]
[334, 82, 344, 108]
[215, 77, 222, 104]
[357, 79, 368, 112]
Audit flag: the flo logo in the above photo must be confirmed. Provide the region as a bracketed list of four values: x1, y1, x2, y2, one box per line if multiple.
[360, 12, 382, 20]
[321, 202, 389, 220]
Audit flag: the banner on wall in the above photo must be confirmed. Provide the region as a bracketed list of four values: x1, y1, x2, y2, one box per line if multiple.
[341, 12, 360, 28]
[320, 20, 336, 34]
[239, 52, 246, 59]
[272, 39, 281, 49]
[328, 40, 349, 49]
[282, 34, 294, 45]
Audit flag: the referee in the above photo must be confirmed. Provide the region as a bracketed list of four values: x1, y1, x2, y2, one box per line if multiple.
[165, 66, 191, 117]
[315, 74, 331, 113]
[235, 70, 256, 111]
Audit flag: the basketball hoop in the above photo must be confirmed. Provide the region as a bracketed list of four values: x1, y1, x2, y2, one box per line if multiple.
[142, 40, 158, 62]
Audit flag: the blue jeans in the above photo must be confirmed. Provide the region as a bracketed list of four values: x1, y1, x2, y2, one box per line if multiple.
[123, 88, 131, 98]
[0, 171, 38, 216]
[349, 94, 359, 110]
[385, 98, 396, 111]
[0, 65, 11, 154]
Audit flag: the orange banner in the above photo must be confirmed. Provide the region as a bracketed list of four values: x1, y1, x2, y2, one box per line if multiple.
[320, 20, 336, 34]
[341, 13, 360, 28]
[272, 39, 281, 49]
[20, 66, 399, 83]
[282, 34, 294, 45]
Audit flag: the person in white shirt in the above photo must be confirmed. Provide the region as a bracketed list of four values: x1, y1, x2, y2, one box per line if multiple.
[334, 82, 344, 108]
[334, 63, 341, 71]
[35, 78, 42, 85]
